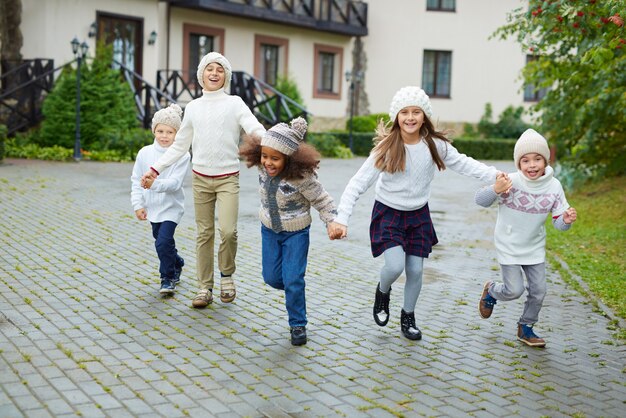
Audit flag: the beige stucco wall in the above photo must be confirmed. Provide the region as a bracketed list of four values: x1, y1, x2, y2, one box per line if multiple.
[364, 0, 527, 124]
[168, 8, 352, 117]
[17, 0, 530, 124]
[20, 0, 161, 83]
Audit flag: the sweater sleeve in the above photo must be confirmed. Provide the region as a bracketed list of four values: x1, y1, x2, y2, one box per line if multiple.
[475, 185, 498, 208]
[152, 107, 193, 174]
[335, 155, 380, 226]
[237, 99, 266, 138]
[130, 149, 146, 211]
[151, 152, 190, 193]
[299, 175, 337, 226]
[441, 141, 498, 183]
[552, 214, 572, 231]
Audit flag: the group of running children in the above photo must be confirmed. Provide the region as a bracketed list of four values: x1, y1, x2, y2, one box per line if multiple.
[131, 52, 577, 348]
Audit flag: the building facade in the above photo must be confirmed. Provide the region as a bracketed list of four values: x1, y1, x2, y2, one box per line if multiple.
[15, 0, 532, 129]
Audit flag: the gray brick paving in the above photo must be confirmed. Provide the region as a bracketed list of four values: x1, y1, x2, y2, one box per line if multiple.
[0, 157, 624, 417]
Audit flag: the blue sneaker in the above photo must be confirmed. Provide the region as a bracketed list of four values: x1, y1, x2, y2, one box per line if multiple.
[479, 281, 497, 319]
[173, 258, 184, 285]
[160, 279, 175, 295]
[517, 324, 546, 347]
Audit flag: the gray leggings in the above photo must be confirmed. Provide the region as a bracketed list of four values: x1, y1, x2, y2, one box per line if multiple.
[489, 263, 546, 325]
[379, 246, 424, 313]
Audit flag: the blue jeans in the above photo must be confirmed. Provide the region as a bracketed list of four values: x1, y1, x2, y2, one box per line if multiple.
[261, 224, 309, 327]
[151, 221, 184, 280]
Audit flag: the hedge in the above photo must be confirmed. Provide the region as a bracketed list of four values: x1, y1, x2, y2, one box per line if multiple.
[308, 131, 515, 160]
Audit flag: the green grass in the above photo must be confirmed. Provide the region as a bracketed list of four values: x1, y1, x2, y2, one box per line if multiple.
[546, 176, 625, 322]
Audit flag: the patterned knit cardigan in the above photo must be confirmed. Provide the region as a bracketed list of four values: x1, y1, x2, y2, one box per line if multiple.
[257, 167, 337, 233]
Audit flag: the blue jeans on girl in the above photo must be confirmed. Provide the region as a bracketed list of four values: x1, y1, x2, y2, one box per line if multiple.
[261, 224, 310, 327]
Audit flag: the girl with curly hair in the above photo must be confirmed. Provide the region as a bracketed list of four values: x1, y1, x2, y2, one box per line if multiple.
[240, 117, 337, 346]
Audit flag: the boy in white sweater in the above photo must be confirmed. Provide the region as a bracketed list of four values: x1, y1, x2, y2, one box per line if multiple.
[131, 104, 190, 295]
[141, 52, 265, 308]
[476, 129, 577, 347]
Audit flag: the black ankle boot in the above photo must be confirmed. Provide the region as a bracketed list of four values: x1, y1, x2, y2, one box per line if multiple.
[373, 283, 391, 326]
[400, 309, 422, 340]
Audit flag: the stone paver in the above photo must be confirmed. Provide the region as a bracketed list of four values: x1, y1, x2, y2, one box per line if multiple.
[0, 157, 624, 417]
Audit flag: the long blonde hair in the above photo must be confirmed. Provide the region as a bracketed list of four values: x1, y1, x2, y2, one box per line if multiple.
[372, 114, 451, 173]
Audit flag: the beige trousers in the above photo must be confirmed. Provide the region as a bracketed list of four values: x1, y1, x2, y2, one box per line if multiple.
[192, 173, 239, 290]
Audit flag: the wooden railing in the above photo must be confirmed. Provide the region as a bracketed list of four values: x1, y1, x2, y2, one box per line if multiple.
[0, 59, 56, 136]
[157, 69, 309, 127]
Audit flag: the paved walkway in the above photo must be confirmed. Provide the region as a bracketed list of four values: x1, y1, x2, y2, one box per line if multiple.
[0, 157, 623, 418]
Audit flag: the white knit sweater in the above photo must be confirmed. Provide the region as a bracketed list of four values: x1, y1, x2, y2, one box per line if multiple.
[151, 88, 265, 176]
[131, 140, 190, 224]
[475, 166, 570, 265]
[336, 139, 498, 225]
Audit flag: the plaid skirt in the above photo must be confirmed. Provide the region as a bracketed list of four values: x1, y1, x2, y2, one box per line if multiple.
[369, 200, 438, 258]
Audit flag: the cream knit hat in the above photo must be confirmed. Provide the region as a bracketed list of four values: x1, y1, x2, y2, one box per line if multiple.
[196, 52, 232, 92]
[514, 129, 551, 168]
[261, 117, 308, 156]
[151, 103, 183, 133]
[388, 86, 433, 122]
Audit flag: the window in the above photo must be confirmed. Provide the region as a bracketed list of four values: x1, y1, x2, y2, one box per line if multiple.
[183, 24, 224, 84]
[254, 35, 289, 86]
[427, 0, 455, 11]
[313, 44, 343, 99]
[523, 55, 548, 102]
[261, 44, 279, 85]
[422, 50, 451, 98]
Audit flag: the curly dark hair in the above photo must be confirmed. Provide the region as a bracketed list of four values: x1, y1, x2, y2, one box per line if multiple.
[239, 134, 321, 180]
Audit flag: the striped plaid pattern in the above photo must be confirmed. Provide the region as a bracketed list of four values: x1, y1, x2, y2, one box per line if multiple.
[369, 201, 438, 258]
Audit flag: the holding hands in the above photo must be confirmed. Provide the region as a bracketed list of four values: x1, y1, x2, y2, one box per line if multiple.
[563, 207, 577, 224]
[327, 221, 348, 240]
[141, 170, 157, 189]
[494, 172, 512, 194]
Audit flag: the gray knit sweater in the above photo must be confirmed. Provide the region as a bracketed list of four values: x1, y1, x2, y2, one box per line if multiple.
[257, 167, 337, 232]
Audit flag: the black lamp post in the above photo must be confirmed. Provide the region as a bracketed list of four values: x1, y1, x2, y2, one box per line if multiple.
[345, 70, 363, 153]
[71, 37, 89, 161]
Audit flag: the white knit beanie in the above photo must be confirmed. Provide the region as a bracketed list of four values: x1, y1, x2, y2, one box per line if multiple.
[261, 117, 308, 156]
[196, 52, 232, 92]
[388, 86, 433, 122]
[514, 129, 551, 168]
[151, 103, 183, 133]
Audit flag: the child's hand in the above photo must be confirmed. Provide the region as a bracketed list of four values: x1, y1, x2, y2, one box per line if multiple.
[563, 207, 577, 224]
[141, 170, 157, 189]
[135, 208, 147, 220]
[494, 172, 512, 194]
[142, 176, 155, 189]
[327, 222, 348, 240]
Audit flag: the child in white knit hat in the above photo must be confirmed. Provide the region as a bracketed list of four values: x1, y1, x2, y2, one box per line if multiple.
[330, 86, 500, 341]
[239, 117, 337, 346]
[141, 52, 265, 308]
[477, 128, 577, 347]
[131, 103, 190, 296]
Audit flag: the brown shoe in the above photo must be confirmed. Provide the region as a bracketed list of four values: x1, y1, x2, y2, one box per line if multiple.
[479, 281, 497, 319]
[517, 324, 546, 347]
[191, 289, 212, 308]
[220, 276, 236, 303]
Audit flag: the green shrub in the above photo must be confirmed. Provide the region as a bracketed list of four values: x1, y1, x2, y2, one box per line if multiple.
[348, 113, 389, 133]
[473, 103, 530, 139]
[452, 137, 516, 160]
[5, 137, 73, 160]
[0, 124, 6, 161]
[306, 133, 353, 158]
[274, 75, 306, 122]
[40, 42, 138, 150]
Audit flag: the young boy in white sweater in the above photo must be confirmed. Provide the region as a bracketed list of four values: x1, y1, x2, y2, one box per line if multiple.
[476, 129, 577, 347]
[141, 52, 265, 308]
[131, 104, 190, 295]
